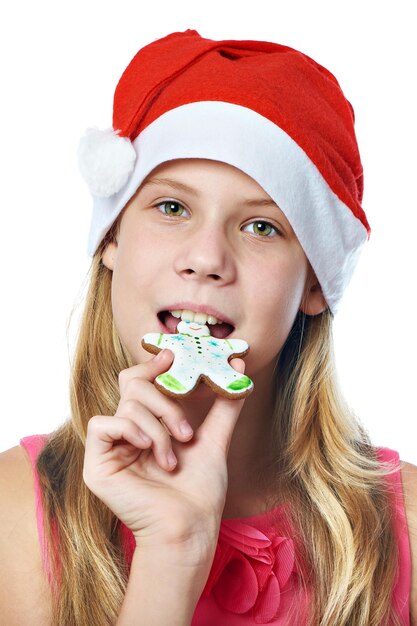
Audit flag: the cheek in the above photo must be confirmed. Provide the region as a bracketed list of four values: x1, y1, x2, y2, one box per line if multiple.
[110, 248, 152, 333]
[248, 259, 306, 320]
[113, 238, 155, 293]
[244, 263, 307, 365]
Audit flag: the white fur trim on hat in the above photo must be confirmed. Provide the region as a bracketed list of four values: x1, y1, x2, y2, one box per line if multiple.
[77, 127, 136, 197]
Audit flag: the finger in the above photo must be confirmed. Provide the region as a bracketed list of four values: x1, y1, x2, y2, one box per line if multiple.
[118, 349, 175, 393]
[85, 415, 153, 459]
[198, 358, 248, 453]
[229, 357, 245, 374]
[116, 377, 194, 442]
[114, 400, 179, 471]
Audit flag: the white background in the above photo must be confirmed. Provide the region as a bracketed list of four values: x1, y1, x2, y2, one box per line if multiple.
[0, 1, 416, 462]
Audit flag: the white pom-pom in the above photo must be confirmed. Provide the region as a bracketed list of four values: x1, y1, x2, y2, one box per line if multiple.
[77, 127, 136, 197]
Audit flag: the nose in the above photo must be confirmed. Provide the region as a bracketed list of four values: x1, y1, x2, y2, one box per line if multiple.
[173, 224, 237, 285]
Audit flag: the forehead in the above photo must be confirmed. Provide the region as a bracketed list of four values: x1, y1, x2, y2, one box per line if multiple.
[138, 158, 295, 232]
[141, 158, 271, 196]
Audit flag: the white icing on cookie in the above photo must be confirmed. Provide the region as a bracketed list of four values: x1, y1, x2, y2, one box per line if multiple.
[141, 320, 254, 398]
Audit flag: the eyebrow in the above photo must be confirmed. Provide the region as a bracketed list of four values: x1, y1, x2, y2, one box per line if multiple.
[140, 176, 279, 208]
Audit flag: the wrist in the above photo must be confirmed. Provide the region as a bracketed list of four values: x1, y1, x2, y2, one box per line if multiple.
[133, 518, 220, 568]
[134, 526, 219, 570]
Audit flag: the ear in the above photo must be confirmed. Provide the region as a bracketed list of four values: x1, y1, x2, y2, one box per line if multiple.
[101, 240, 118, 271]
[299, 271, 328, 316]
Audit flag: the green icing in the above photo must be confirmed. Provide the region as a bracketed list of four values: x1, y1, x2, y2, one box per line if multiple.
[227, 375, 252, 391]
[158, 373, 187, 392]
[157, 333, 163, 346]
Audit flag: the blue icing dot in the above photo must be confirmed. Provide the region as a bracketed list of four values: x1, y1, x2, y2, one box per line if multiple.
[207, 340, 219, 346]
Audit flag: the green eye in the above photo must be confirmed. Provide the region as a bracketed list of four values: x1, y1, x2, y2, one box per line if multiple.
[244, 221, 279, 237]
[157, 201, 187, 217]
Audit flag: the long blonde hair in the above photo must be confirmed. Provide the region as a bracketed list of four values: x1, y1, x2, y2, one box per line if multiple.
[37, 225, 402, 625]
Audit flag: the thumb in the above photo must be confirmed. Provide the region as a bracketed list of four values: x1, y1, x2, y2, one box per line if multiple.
[199, 358, 249, 455]
[119, 349, 175, 395]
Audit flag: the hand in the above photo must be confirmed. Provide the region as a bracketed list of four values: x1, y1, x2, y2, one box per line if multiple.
[83, 349, 247, 562]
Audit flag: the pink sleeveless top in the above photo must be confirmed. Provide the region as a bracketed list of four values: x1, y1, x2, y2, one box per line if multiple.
[20, 434, 411, 624]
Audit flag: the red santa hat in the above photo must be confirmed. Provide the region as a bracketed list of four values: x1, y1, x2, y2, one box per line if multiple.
[78, 29, 369, 314]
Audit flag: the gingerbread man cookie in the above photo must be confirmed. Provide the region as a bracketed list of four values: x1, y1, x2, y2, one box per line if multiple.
[141, 320, 254, 399]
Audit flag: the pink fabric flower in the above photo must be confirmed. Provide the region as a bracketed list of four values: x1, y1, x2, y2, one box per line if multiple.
[203, 518, 297, 624]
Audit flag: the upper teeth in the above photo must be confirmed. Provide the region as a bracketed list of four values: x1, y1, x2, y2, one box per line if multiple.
[170, 309, 223, 325]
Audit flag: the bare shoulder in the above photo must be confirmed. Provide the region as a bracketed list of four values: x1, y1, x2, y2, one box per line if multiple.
[401, 461, 417, 531]
[0, 445, 52, 625]
[400, 461, 417, 624]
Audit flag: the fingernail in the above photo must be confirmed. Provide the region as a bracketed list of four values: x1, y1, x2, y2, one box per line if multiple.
[139, 431, 151, 443]
[179, 421, 193, 436]
[155, 350, 165, 361]
[167, 450, 177, 467]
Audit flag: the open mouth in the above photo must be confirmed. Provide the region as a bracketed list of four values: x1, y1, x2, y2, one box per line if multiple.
[157, 310, 235, 339]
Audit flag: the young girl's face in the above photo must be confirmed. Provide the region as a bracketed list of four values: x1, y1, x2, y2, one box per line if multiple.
[103, 158, 325, 383]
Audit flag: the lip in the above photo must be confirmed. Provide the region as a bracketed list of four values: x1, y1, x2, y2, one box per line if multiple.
[158, 302, 235, 327]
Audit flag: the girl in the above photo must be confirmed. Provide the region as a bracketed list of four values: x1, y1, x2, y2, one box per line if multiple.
[0, 29, 416, 626]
